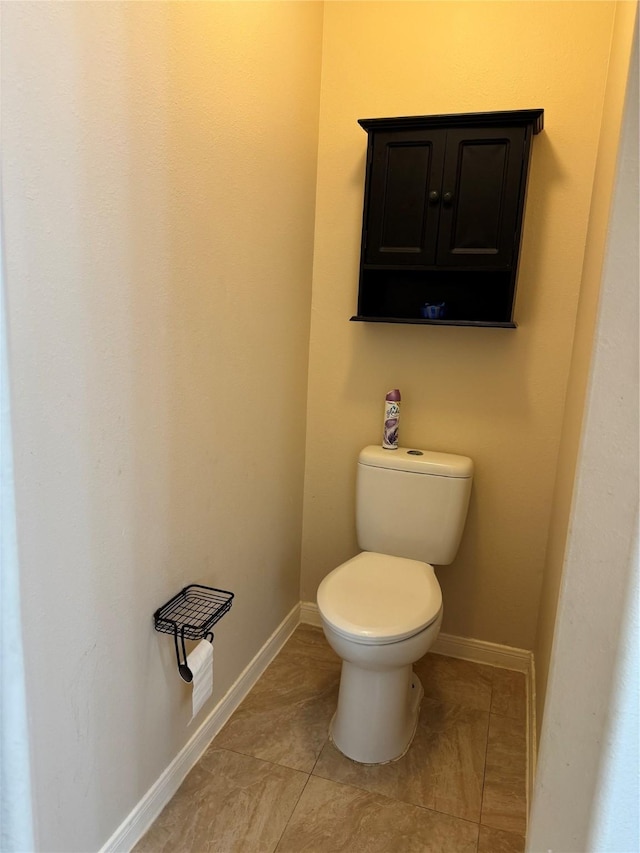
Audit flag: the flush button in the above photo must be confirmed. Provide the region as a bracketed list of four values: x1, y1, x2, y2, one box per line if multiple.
[407, 450, 423, 456]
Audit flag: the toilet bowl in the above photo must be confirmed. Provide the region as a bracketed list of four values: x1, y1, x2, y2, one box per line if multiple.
[318, 551, 443, 764]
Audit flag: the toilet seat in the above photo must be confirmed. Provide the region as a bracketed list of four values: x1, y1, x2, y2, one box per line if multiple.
[317, 551, 442, 646]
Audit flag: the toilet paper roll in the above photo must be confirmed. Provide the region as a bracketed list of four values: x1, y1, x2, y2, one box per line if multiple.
[187, 639, 213, 722]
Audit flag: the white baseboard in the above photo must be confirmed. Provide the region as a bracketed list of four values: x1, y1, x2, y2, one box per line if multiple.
[299, 599, 322, 627]
[100, 603, 301, 853]
[527, 654, 537, 829]
[431, 632, 532, 674]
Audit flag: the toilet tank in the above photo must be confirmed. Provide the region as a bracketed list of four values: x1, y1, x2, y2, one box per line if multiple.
[356, 445, 473, 565]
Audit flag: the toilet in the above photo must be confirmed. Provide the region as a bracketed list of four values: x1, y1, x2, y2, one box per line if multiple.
[317, 445, 473, 764]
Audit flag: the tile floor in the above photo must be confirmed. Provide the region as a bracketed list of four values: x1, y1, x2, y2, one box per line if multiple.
[135, 625, 527, 853]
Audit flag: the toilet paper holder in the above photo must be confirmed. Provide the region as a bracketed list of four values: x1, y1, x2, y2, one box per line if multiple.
[154, 584, 234, 682]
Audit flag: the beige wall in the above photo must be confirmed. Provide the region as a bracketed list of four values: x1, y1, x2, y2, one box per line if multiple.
[301, 1, 619, 649]
[2, 3, 322, 850]
[533, 1, 637, 737]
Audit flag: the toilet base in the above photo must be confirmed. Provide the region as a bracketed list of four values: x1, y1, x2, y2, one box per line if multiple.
[330, 664, 425, 764]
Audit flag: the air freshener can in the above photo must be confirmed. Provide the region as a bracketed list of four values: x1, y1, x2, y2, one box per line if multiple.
[382, 389, 401, 449]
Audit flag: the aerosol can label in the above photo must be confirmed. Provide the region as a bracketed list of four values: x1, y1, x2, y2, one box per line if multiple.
[382, 400, 400, 449]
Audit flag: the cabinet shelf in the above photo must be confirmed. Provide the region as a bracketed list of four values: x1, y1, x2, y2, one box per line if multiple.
[351, 315, 517, 328]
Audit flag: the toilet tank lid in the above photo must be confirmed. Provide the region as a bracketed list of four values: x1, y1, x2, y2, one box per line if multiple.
[359, 446, 473, 478]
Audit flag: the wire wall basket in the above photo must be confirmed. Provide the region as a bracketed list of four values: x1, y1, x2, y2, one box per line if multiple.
[154, 584, 234, 681]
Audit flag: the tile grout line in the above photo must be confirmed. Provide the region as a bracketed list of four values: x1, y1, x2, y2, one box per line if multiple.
[309, 734, 330, 778]
[311, 736, 485, 832]
[272, 767, 316, 852]
[302, 766, 485, 832]
[208, 743, 325, 851]
[207, 743, 311, 776]
[476, 674, 495, 851]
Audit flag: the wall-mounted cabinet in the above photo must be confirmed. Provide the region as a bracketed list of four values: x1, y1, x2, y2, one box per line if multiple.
[351, 109, 543, 327]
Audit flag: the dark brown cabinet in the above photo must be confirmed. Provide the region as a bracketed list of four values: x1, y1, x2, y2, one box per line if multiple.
[352, 110, 543, 327]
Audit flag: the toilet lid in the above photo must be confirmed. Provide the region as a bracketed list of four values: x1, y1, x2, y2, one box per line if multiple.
[317, 552, 442, 645]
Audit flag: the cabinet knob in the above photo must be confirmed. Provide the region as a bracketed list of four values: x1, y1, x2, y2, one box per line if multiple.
[442, 191, 454, 206]
[428, 190, 440, 204]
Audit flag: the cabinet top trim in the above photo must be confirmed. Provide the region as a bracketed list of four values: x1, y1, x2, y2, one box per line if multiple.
[358, 109, 544, 135]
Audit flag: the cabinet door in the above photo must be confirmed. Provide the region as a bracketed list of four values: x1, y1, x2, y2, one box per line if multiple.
[436, 127, 526, 268]
[365, 130, 446, 265]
